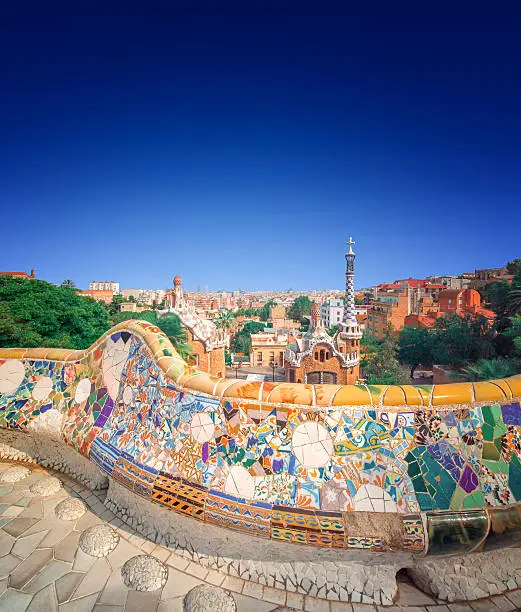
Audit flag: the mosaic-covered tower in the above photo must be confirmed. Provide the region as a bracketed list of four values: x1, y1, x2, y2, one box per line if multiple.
[334, 237, 362, 376]
[343, 237, 357, 323]
[285, 240, 361, 384]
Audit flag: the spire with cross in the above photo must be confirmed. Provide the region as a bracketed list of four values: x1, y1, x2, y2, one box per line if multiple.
[343, 237, 357, 323]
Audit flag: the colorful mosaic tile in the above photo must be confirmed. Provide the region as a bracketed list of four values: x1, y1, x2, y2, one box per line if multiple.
[2, 322, 521, 555]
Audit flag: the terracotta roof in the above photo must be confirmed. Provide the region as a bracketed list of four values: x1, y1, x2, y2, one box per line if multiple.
[417, 314, 436, 327]
[0, 271, 30, 277]
[439, 289, 462, 299]
[395, 278, 427, 288]
[474, 307, 496, 320]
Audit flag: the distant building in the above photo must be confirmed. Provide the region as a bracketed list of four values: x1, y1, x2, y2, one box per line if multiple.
[120, 302, 137, 312]
[404, 288, 496, 328]
[0, 269, 35, 279]
[438, 288, 496, 323]
[285, 238, 361, 385]
[367, 276, 449, 338]
[267, 304, 299, 331]
[426, 275, 473, 290]
[356, 310, 368, 333]
[367, 290, 410, 338]
[89, 280, 120, 293]
[250, 330, 288, 367]
[121, 288, 165, 306]
[320, 298, 344, 328]
[79, 289, 114, 304]
[119, 302, 151, 313]
[472, 267, 510, 290]
[160, 276, 226, 377]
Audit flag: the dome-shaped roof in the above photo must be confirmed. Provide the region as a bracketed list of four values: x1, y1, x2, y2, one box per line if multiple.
[173, 275, 182, 287]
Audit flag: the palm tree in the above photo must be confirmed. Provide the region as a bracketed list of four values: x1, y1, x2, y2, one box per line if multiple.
[61, 279, 76, 289]
[214, 309, 235, 334]
[456, 358, 518, 382]
[507, 289, 521, 315]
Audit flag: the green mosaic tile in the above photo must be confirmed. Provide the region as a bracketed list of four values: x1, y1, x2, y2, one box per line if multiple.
[483, 441, 501, 461]
[509, 454, 521, 500]
[462, 491, 485, 509]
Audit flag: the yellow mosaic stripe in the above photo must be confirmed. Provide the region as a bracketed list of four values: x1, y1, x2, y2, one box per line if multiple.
[1, 320, 521, 408]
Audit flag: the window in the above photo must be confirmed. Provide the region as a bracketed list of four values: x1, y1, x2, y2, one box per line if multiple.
[257, 352, 262, 362]
[270, 352, 274, 362]
[289, 369, 295, 382]
[320, 349, 325, 362]
[325, 351, 330, 359]
[314, 351, 318, 360]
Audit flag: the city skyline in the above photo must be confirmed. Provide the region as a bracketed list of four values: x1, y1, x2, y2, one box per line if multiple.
[2, 4, 521, 289]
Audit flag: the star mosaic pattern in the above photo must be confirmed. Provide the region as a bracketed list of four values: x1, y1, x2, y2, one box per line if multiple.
[1, 321, 521, 555]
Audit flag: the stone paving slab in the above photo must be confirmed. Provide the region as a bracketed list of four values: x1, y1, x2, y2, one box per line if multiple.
[0, 461, 520, 612]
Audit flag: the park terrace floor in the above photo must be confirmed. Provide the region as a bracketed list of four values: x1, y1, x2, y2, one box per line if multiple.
[0, 460, 518, 612]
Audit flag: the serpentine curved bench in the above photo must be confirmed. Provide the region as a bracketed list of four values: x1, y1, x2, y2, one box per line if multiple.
[2, 320, 521, 603]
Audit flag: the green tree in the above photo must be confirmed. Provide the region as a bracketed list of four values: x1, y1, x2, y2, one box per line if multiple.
[214, 309, 234, 333]
[155, 314, 194, 361]
[111, 310, 158, 325]
[231, 334, 250, 355]
[230, 321, 265, 356]
[486, 280, 512, 320]
[456, 358, 518, 382]
[233, 307, 260, 318]
[106, 293, 126, 316]
[0, 277, 111, 349]
[361, 330, 379, 349]
[327, 324, 339, 337]
[504, 315, 521, 357]
[399, 326, 434, 378]
[299, 315, 311, 332]
[287, 296, 313, 322]
[259, 300, 277, 322]
[507, 289, 521, 316]
[224, 349, 232, 366]
[363, 324, 407, 385]
[240, 321, 266, 336]
[506, 259, 521, 277]
[430, 314, 495, 367]
[61, 279, 77, 289]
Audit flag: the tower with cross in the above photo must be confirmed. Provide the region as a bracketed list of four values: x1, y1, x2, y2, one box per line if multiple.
[343, 237, 357, 323]
[335, 237, 362, 370]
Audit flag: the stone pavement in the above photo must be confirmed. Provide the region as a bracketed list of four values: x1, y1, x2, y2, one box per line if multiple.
[0, 460, 520, 612]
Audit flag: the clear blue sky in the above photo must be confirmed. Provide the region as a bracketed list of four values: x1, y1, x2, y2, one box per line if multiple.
[1, 3, 521, 291]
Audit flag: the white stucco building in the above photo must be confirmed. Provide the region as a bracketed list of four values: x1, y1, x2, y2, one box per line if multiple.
[320, 298, 344, 328]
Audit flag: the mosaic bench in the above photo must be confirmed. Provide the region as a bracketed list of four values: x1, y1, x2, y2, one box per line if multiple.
[2, 320, 521, 603]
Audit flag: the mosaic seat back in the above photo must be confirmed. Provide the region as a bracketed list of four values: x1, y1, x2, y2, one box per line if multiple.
[1, 320, 521, 556]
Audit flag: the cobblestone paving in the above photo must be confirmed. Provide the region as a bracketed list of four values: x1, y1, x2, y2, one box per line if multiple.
[0, 461, 520, 612]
